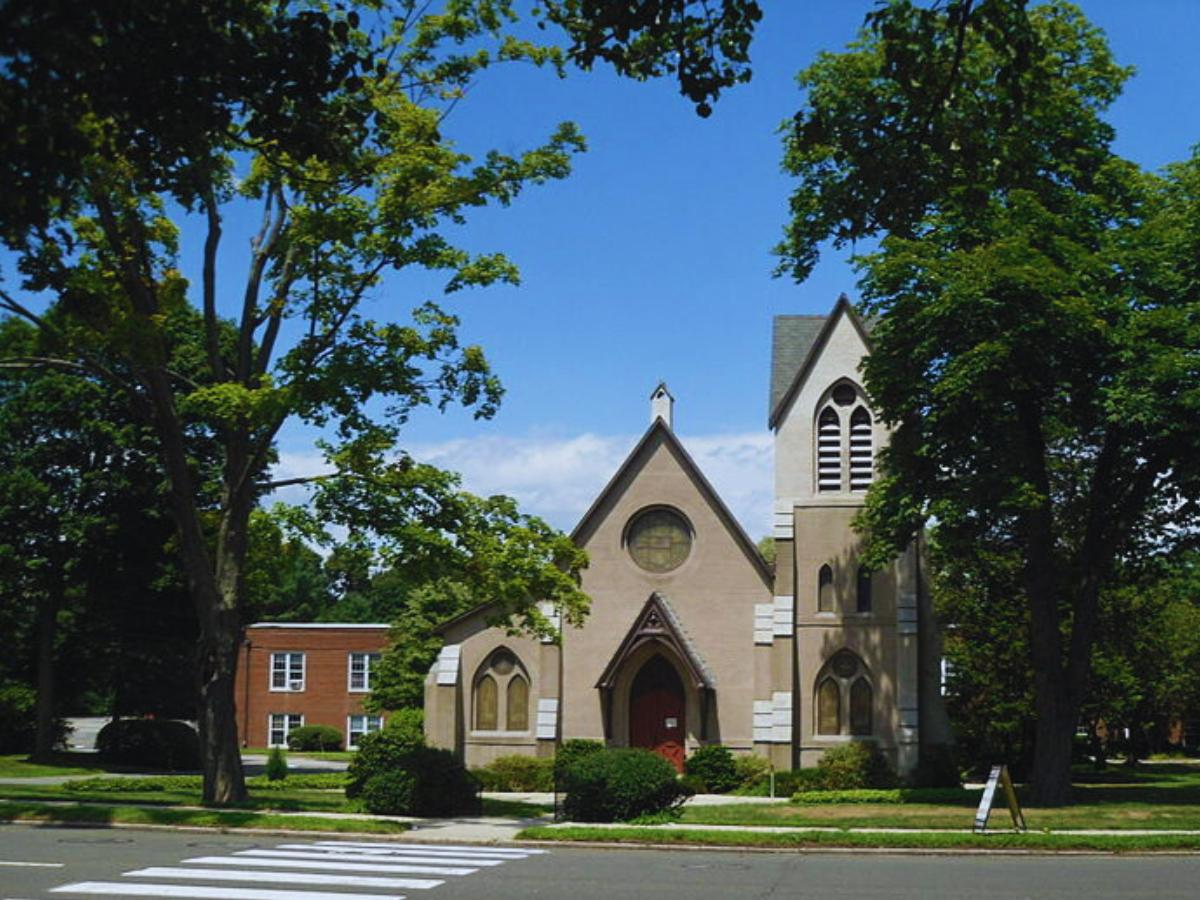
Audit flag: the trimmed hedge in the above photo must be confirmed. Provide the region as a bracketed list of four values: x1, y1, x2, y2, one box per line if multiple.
[62, 775, 203, 793]
[346, 730, 479, 816]
[471, 755, 553, 792]
[561, 748, 690, 822]
[96, 719, 200, 771]
[684, 744, 739, 794]
[287, 724, 343, 752]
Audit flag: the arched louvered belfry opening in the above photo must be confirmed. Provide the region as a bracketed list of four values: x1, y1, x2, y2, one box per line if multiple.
[815, 382, 875, 494]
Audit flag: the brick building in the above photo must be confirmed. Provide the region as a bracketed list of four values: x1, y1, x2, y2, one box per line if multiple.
[234, 623, 390, 749]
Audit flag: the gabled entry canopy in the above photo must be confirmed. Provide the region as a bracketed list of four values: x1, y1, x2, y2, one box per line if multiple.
[595, 592, 716, 692]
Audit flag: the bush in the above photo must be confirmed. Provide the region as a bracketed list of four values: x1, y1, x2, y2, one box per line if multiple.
[96, 718, 200, 771]
[561, 748, 689, 822]
[552, 738, 604, 786]
[792, 787, 981, 805]
[286, 724, 343, 752]
[735, 766, 823, 796]
[265, 746, 289, 781]
[0, 681, 68, 754]
[384, 708, 425, 746]
[684, 744, 739, 793]
[346, 730, 479, 816]
[816, 741, 896, 790]
[678, 773, 707, 794]
[733, 753, 773, 789]
[249, 772, 348, 790]
[475, 754, 553, 792]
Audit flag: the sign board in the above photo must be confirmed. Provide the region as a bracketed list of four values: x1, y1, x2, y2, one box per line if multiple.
[973, 764, 1027, 833]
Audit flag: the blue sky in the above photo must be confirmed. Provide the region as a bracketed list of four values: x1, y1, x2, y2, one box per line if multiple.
[10, 1, 1200, 539]
[296, 0, 1199, 539]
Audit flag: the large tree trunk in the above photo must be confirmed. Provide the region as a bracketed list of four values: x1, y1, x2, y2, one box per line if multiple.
[197, 605, 246, 805]
[32, 586, 59, 762]
[1030, 673, 1076, 805]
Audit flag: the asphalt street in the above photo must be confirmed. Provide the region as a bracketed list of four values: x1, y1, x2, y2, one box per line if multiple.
[2, 825, 1200, 899]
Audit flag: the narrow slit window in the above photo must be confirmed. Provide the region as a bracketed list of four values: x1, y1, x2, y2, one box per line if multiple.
[856, 567, 872, 614]
[818, 564, 835, 613]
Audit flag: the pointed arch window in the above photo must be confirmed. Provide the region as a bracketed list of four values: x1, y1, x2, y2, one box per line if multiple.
[856, 566, 872, 614]
[473, 648, 530, 733]
[814, 650, 874, 738]
[817, 407, 842, 492]
[850, 677, 873, 736]
[818, 564, 835, 613]
[817, 678, 841, 735]
[506, 675, 529, 731]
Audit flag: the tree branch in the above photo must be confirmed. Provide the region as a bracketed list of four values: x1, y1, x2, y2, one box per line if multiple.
[201, 188, 224, 379]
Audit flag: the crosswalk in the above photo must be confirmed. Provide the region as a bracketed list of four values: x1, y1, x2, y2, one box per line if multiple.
[45, 839, 547, 899]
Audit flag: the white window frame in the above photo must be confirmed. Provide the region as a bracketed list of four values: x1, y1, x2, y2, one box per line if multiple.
[268, 713, 304, 748]
[347, 652, 380, 693]
[269, 651, 306, 692]
[347, 714, 384, 749]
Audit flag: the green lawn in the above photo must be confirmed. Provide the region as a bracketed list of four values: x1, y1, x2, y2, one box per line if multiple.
[0, 801, 408, 834]
[519, 825, 1200, 852]
[677, 764, 1200, 832]
[0, 753, 118, 778]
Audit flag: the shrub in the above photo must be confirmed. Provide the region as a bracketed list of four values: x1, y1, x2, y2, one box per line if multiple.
[733, 753, 773, 789]
[286, 724, 343, 752]
[346, 730, 479, 816]
[476, 754, 553, 792]
[561, 748, 689, 822]
[792, 787, 981, 805]
[96, 718, 200, 771]
[735, 766, 823, 796]
[552, 738, 604, 786]
[249, 772, 348, 790]
[265, 746, 289, 781]
[0, 681, 68, 754]
[684, 744, 739, 793]
[816, 741, 896, 790]
[678, 773, 707, 794]
[384, 708, 425, 746]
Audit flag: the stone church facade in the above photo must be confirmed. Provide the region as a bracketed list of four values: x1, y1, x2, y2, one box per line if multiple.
[424, 297, 950, 773]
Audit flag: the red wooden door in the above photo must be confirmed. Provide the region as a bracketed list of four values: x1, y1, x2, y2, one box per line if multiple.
[630, 655, 686, 772]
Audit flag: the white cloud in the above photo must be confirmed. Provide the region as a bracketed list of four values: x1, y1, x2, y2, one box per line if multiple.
[269, 429, 775, 539]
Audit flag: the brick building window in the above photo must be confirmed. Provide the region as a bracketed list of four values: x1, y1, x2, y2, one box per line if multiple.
[348, 652, 381, 692]
[268, 713, 303, 747]
[347, 714, 384, 748]
[270, 652, 305, 691]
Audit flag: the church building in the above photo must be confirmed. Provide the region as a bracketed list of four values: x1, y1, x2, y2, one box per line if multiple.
[423, 297, 949, 773]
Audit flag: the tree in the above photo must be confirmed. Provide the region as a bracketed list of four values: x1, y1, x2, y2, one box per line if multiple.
[1, 1, 758, 803]
[777, 0, 1200, 803]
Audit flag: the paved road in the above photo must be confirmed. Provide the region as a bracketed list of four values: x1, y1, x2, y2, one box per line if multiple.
[3, 824, 1200, 900]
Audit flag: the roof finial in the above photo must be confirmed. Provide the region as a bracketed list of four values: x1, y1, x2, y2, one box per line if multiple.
[650, 381, 674, 430]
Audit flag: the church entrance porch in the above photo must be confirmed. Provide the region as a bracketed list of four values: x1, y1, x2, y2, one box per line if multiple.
[630, 654, 686, 771]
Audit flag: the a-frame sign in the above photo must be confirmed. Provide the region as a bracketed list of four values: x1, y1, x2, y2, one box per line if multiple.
[973, 764, 1027, 833]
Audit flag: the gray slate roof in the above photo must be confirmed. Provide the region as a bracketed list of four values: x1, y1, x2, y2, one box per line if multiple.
[770, 315, 827, 418]
[654, 593, 716, 688]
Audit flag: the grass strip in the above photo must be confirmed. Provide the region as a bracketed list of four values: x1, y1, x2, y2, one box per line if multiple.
[0, 800, 408, 834]
[518, 825, 1200, 852]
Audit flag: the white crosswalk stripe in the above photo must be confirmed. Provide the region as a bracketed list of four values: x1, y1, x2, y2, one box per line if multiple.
[183, 855, 477, 876]
[234, 848, 506, 866]
[46, 839, 545, 900]
[125, 866, 443, 890]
